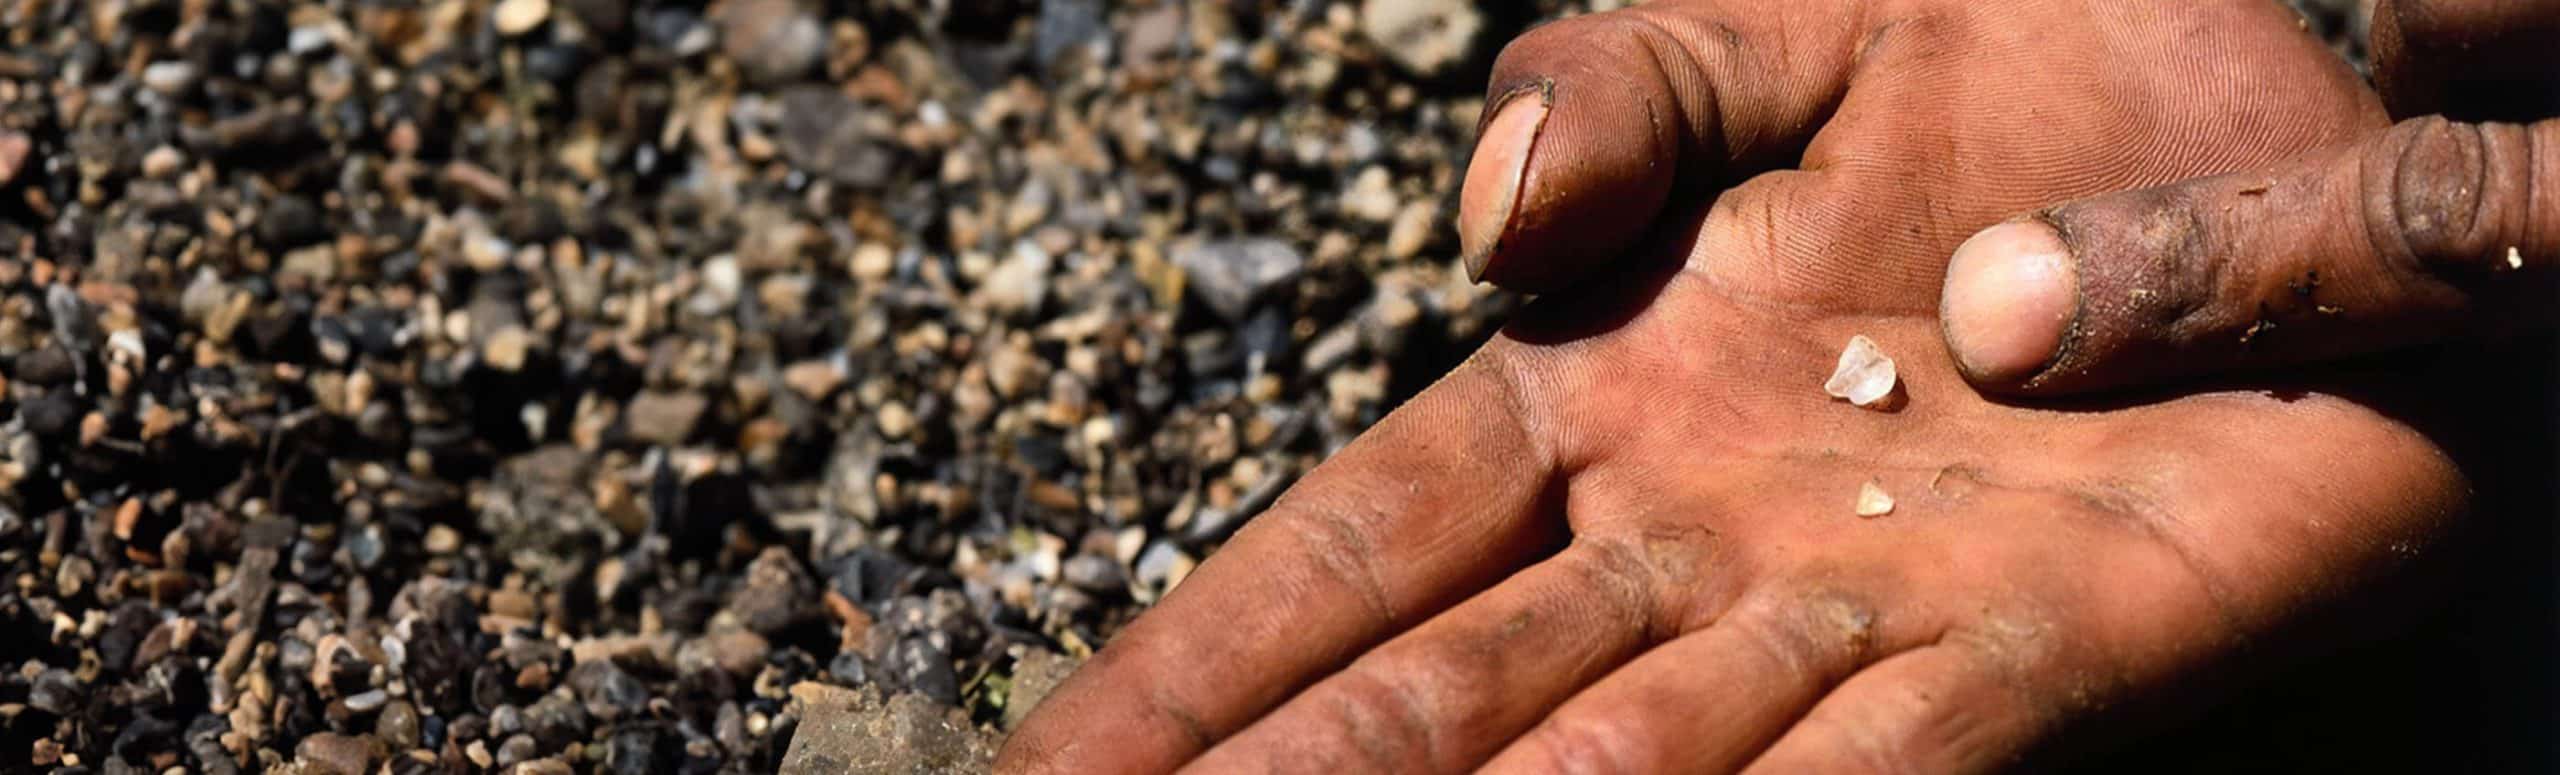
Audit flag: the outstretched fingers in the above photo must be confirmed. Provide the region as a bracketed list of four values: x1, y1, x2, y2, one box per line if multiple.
[996, 353, 1565, 774]
[1476, 585, 1898, 775]
[1738, 637, 2057, 775]
[1184, 539, 1674, 774]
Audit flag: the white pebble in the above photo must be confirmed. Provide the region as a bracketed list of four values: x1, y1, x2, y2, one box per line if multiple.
[493, 0, 551, 36]
[1855, 481, 1896, 518]
[1823, 335, 1898, 408]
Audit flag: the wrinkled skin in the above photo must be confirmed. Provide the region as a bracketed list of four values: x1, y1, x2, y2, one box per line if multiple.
[1001, 1, 2477, 772]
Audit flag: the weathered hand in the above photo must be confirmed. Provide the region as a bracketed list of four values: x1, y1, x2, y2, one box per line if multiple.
[1000, 1, 2470, 772]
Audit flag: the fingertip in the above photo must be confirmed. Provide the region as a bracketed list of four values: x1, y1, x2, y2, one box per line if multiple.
[1459, 89, 1550, 283]
[1941, 220, 2078, 386]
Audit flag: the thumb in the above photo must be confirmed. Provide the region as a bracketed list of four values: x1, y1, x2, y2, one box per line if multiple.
[1456, 2, 1861, 292]
[1941, 116, 2557, 394]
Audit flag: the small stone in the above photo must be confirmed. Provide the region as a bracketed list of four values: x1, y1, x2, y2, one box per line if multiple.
[377, 700, 422, 749]
[721, 0, 825, 84]
[781, 683, 995, 772]
[1856, 481, 1896, 518]
[1823, 335, 1898, 408]
[1385, 201, 1438, 259]
[488, 589, 539, 619]
[851, 243, 895, 281]
[784, 360, 845, 401]
[0, 130, 24, 186]
[425, 524, 462, 554]
[1339, 166, 1400, 224]
[494, 0, 554, 36]
[141, 145, 186, 179]
[625, 391, 708, 446]
[343, 688, 389, 713]
[678, 629, 769, 677]
[777, 86, 895, 186]
[976, 240, 1053, 316]
[484, 326, 536, 372]
[1360, 0, 1483, 76]
[295, 732, 385, 775]
[1172, 238, 1305, 321]
[142, 61, 200, 95]
[876, 401, 915, 440]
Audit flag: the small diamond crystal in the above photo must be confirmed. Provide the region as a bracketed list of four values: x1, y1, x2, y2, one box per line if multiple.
[1855, 481, 1896, 518]
[1824, 335, 1898, 408]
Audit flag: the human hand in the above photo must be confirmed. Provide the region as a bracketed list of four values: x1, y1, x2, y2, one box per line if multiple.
[1934, 0, 2558, 394]
[999, 1, 2469, 772]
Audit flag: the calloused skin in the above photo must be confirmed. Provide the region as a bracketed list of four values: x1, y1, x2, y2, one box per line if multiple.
[999, 1, 2492, 773]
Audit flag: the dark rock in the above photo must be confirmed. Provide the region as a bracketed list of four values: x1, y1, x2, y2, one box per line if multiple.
[376, 699, 422, 750]
[1172, 237, 1305, 322]
[28, 668, 82, 715]
[775, 87, 898, 188]
[779, 683, 995, 774]
[883, 636, 959, 706]
[13, 344, 77, 386]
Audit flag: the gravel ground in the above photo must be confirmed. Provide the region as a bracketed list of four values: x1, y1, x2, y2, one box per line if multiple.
[0, 0, 2368, 773]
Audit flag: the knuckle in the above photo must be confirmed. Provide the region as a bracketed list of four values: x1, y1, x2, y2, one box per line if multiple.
[1264, 502, 1398, 630]
[1791, 709, 1924, 775]
[1568, 538, 1670, 629]
[2370, 116, 2490, 269]
[1316, 659, 1451, 770]
[1783, 586, 1883, 662]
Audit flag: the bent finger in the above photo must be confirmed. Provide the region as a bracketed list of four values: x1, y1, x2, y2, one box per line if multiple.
[1941, 116, 2557, 394]
[2370, 0, 2560, 121]
[1457, 0, 1865, 291]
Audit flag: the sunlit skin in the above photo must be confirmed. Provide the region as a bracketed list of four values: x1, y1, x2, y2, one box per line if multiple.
[998, 0, 2546, 772]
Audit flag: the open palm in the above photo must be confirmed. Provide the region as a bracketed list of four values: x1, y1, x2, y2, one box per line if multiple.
[1003, 1, 2471, 772]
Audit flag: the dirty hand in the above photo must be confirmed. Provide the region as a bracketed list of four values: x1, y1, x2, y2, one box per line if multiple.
[1001, 1, 2470, 772]
[1933, 0, 2558, 394]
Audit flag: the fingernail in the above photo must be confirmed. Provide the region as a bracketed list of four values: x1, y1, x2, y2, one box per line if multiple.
[1458, 93, 1549, 281]
[1941, 220, 2077, 383]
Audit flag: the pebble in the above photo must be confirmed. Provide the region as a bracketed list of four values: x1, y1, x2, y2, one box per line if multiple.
[1173, 238, 1307, 322]
[495, 0, 554, 37]
[1360, 0, 1485, 75]
[141, 61, 199, 96]
[780, 683, 996, 773]
[377, 700, 422, 749]
[140, 145, 185, 179]
[626, 391, 709, 446]
[978, 240, 1054, 316]
[294, 732, 384, 775]
[0, 129, 27, 185]
[721, 0, 827, 84]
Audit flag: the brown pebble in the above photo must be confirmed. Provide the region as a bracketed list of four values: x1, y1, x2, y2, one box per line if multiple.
[295, 732, 385, 775]
[516, 661, 553, 690]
